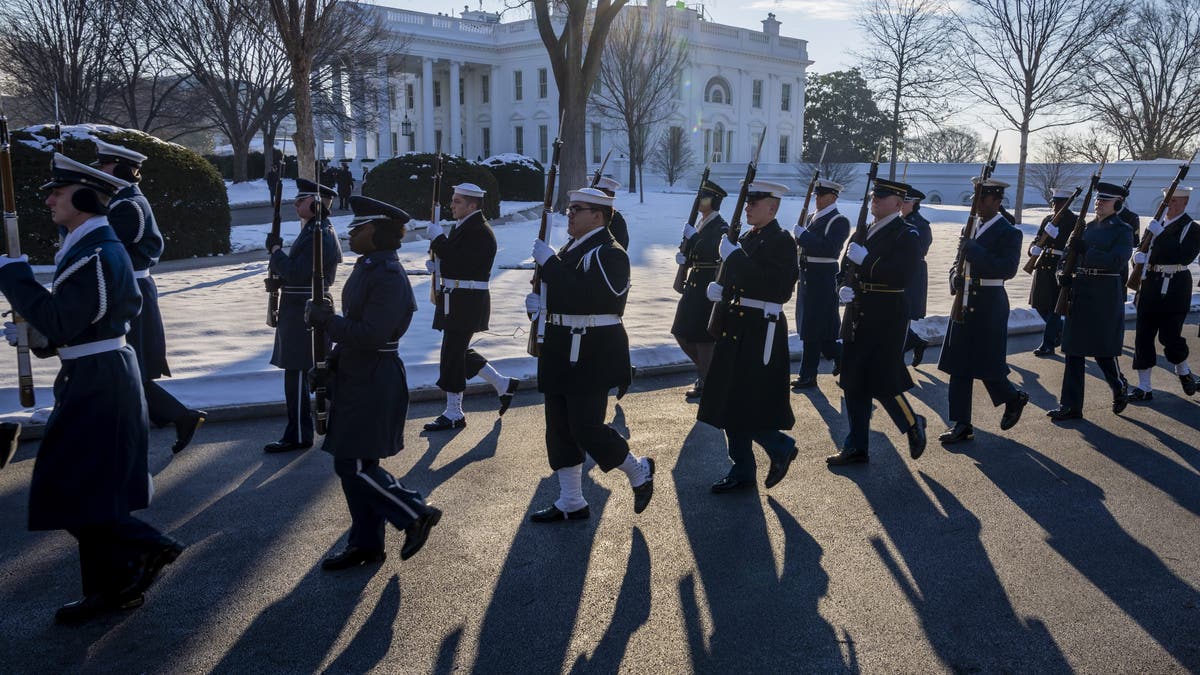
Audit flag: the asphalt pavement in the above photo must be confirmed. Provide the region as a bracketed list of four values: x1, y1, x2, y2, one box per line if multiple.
[1, 328, 1198, 673]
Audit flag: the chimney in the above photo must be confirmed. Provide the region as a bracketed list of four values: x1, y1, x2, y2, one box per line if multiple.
[761, 12, 780, 36]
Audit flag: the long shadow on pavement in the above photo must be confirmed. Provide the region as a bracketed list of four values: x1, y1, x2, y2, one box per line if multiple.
[407, 418, 502, 496]
[567, 527, 652, 673]
[1073, 417, 1200, 518]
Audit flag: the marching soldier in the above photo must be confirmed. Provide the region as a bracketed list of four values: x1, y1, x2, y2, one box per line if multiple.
[423, 183, 519, 431]
[791, 179, 848, 389]
[671, 180, 728, 399]
[263, 178, 342, 452]
[937, 179, 1029, 444]
[699, 180, 800, 492]
[0, 154, 183, 624]
[305, 196, 441, 570]
[827, 178, 927, 466]
[1028, 188, 1077, 356]
[594, 177, 629, 250]
[93, 140, 206, 454]
[1129, 186, 1199, 400]
[1048, 182, 1134, 421]
[525, 187, 654, 521]
[900, 188, 932, 366]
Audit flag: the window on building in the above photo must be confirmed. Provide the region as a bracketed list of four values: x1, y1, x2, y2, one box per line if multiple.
[704, 77, 731, 105]
[482, 74, 490, 103]
[591, 123, 601, 164]
[434, 82, 442, 107]
[459, 77, 465, 105]
[406, 84, 414, 109]
[752, 80, 763, 108]
[435, 130, 443, 151]
[391, 132, 398, 153]
[711, 123, 725, 162]
[514, 125, 524, 154]
[514, 71, 523, 101]
[779, 135, 789, 163]
[539, 124, 548, 163]
[704, 129, 711, 161]
[538, 68, 548, 99]
[781, 82, 791, 112]
[482, 127, 491, 158]
[389, 86, 396, 109]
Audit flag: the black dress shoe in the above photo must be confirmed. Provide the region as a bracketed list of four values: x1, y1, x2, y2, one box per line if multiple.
[1000, 390, 1029, 430]
[685, 379, 705, 399]
[530, 503, 590, 522]
[172, 409, 207, 454]
[401, 506, 442, 560]
[826, 447, 869, 465]
[938, 422, 974, 444]
[322, 546, 386, 571]
[1112, 386, 1129, 414]
[54, 592, 144, 625]
[790, 376, 817, 390]
[764, 443, 798, 488]
[498, 378, 520, 416]
[616, 367, 637, 400]
[1047, 406, 1082, 421]
[423, 415, 466, 432]
[263, 439, 313, 453]
[127, 537, 185, 595]
[911, 340, 927, 367]
[710, 475, 752, 493]
[632, 458, 655, 513]
[831, 353, 842, 377]
[908, 415, 927, 459]
[1180, 373, 1198, 397]
[1129, 387, 1153, 402]
[1033, 345, 1056, 357]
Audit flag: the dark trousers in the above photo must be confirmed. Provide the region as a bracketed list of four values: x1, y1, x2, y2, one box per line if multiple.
[283, 369, 313, 444]
[544, 390, 628, 472]
[845, 390, 917, 453]
[333, 458, 427, 551]
[903, 327, 927, 352]
[1061, 355, 1126, 409]
[1036, 308, 1064, 350]
[1133, 310, 1189, 370]
[799, 339, 840, 379]
[724, 429, 795, 481]
[948, 374, 1019, 425]
[144, 380, 188, 428]
[68, 516, 164, 596]
[437, 329, 488, 393]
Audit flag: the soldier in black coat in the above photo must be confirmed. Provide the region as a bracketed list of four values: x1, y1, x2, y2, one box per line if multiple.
[1028, 188, 1077, 356]
[827, 178, 927, 466]
[791, 179, 849, 389]
[336, 165, 354, 211]
[900, 188, 933, 366]
[1129, 186, 1200, 400]
[0, 154, 183, 624]
[305, 196, 441, 570]
[936, 179, 1029, 444]
[1048, 182, 1135, 421]
[423, 183, 518, 432]
[698, 180, 800, 493]
[264, 178, 342, 452]
[671, 180, 728, 399]
[596, 177, 629, 250]
[524, 187, 654, 522]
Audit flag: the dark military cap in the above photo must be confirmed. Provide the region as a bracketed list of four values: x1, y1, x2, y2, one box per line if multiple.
[296, 178, 336, 200]
[348, 195, 411, 232]
[903, 187, 926, 202]
[971, 177, 1009, 197]
[1095, 182, 1128, 200]
[872, 178, 910, 199]
[699, 180, 728, 199]
[40, 153, 130, 196]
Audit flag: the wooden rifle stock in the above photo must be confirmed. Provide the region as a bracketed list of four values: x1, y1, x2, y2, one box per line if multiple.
[428, 150, 444, 304]
[706, 132, 767, 338]
[839, 148, 881, 343]
[949, 132, 999, 323]
[1023, 186, 1081, 274]
[1128, 157, 1192, 291]
[0, 114, 35, 407]
[526, 113, 565, 357]
[310, 160, 329, 435]
[673, 160, 711, 294]
[1054, 160, 1106, 316]
[266, 159, 284, 327]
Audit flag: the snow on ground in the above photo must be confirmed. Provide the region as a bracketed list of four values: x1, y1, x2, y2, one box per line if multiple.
[225, 179, 299, 208]
[2, 190, 1196, 419]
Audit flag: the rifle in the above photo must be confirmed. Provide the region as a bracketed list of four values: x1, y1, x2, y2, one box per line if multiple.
[427, 148, 444, 304]
[838, 143, 883, 343]
[0, 113, 35, 408]
[706, 130, 767, 338]
[590, 148, 614, 188]
[265, 157, 284, 327]
[1022, 186, 1082, 275]
[1054, 148, 1109, 316]
[795, 143, 828, 262]
[1127, 152, 1194, 292]
[310, 160, 329, 436]
[672, 157, 712, 294]
[948, 131, 999, 323]
[526, 111, 565, 357]
[1123, 168, 1137, 195]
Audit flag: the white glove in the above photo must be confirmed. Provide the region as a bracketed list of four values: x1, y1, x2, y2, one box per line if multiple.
[1044, 224, 1059, 239]
[3, 321, 48, 349]
[793, 222, 806, 238]
[675, 252, 687, 265]
[531, 239, 555, 266]
[718, 235, 739, 260]
[1030, 245, 1043, 257]
[524, 293, 540, 315]
[0, 254, 29, 270]
[705, 282, 723, 302]
[1133, 250, 1148, 264]
[838, 286, 855, 303]
[1147, 219, 1164, 237]
[846, 242, 868, 265]
[681, 223, 698, 240]
[424, 259, 436, 275]
[426, 219, 444, 240]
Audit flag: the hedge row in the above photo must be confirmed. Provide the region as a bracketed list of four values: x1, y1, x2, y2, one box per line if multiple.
[482, 154, 545, 201]
[362, 154, 502, 221]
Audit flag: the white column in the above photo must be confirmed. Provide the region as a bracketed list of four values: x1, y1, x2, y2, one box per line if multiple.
[332, 65, 346, 161]
[421, 57, 436, 152]
[377, 55, 393, 159]
[449, 61, 462, 157]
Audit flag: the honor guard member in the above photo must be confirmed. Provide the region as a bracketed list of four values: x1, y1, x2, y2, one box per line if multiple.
[827, 178, 927, 466]
[936, 178, 1029, 444]
[423, 183, 519, 431]
[595, 176, 629, 250]
[1048, 182, 1134, 421]
[264, 178, 342, 452]
[1029, 188, 1077, 356]
[699, 180, 800, 493]
[525, 187, 654, 521]
[0, 154, 183, 624]
[93, 140, 206, 454]
[1129, 186, 1200, 400]
[671, 180, 728, 399]
[900, 187, 933, 366]
[791, 179, 849, 389]
[305, 196, 441, 570]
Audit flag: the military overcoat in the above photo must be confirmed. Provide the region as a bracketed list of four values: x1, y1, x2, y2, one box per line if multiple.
[671, 212, 727, 342]
[795, 206, 849, 341]
[1061, 214, 1134, 357]
[269, 217, 341, 370]
[430, 210, 495, 333]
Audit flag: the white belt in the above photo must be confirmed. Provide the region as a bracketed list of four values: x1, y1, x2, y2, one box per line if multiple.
[969, 278, 1005, 287]
[735, 297, 783, 366]
[1149, 264, 1186, 274]
[58, 336, 126, 360]
[132, 269, 151, 279]
[439, 278, 489, 314]
[378, 340, 399, 353]
[546, 313, 623, 364]
[1050, 249, 1065, 256]
[802, 257, 839, 264]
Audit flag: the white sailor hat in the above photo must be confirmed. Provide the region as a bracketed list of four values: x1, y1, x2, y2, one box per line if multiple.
[1164, 185, 1193, 197]
[744, 180, 789, 199]
[93, 139, 147, 167]
[814, 179, 844, 194]
[568, 187, 615, 207]
[453, 182, 486, 198]
[1051, 187, 1075, 200]
[595, 176, 621, 192]
[40, 153, 131, 196]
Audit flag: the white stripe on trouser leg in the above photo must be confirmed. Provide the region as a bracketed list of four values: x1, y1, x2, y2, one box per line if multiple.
[356, 459, 421, 519]
[294, 372, 304, 443]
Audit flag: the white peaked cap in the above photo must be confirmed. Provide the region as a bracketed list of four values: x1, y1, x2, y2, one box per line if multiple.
[93, 138, 147, 165]
[1051, 187, 1075, 200]
[568, 187, 615, 207]
[745, 180, 789, 198]
[815, 179, 844, 192]
[595, 176, 621, 191]
[453, 182, 486, 198]
[40, 153, 131, 195]
[1164, 185, 1193, 196]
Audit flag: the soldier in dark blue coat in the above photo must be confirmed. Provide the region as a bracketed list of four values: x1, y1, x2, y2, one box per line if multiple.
[264, 178, 342, 452]
[1129, 186, 1200, 401]
[525, 187, 654, 522]
[1048, 182, 1135, 421]
[595, 177, 630, 250]
[900, 188, 933, 366]
[827, 178, 927, 466]
[93, 140, 206, 454]
[1028, 188, 1077, 356]
[671, 180, 728, 399]
[423, 183, 518, 432]
[936, 179, 1029, 444]
[791, 179, 849, 389]
[699, 180, 800, 493]
[305, 196, 441, 570]
[0, 154, 182, 624]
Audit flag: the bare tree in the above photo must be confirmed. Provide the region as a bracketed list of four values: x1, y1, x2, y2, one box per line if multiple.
[1060, 126, 1116, 163]
[902, 126, 982, 163]
[1089, 0, 1200, 160]
[796, 157, 860, 189]
[648, 126, 696, 187]
[1027, 131, 1084, 202]
[953, 0, 1129, 222]
[855, 0, 956, 179]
